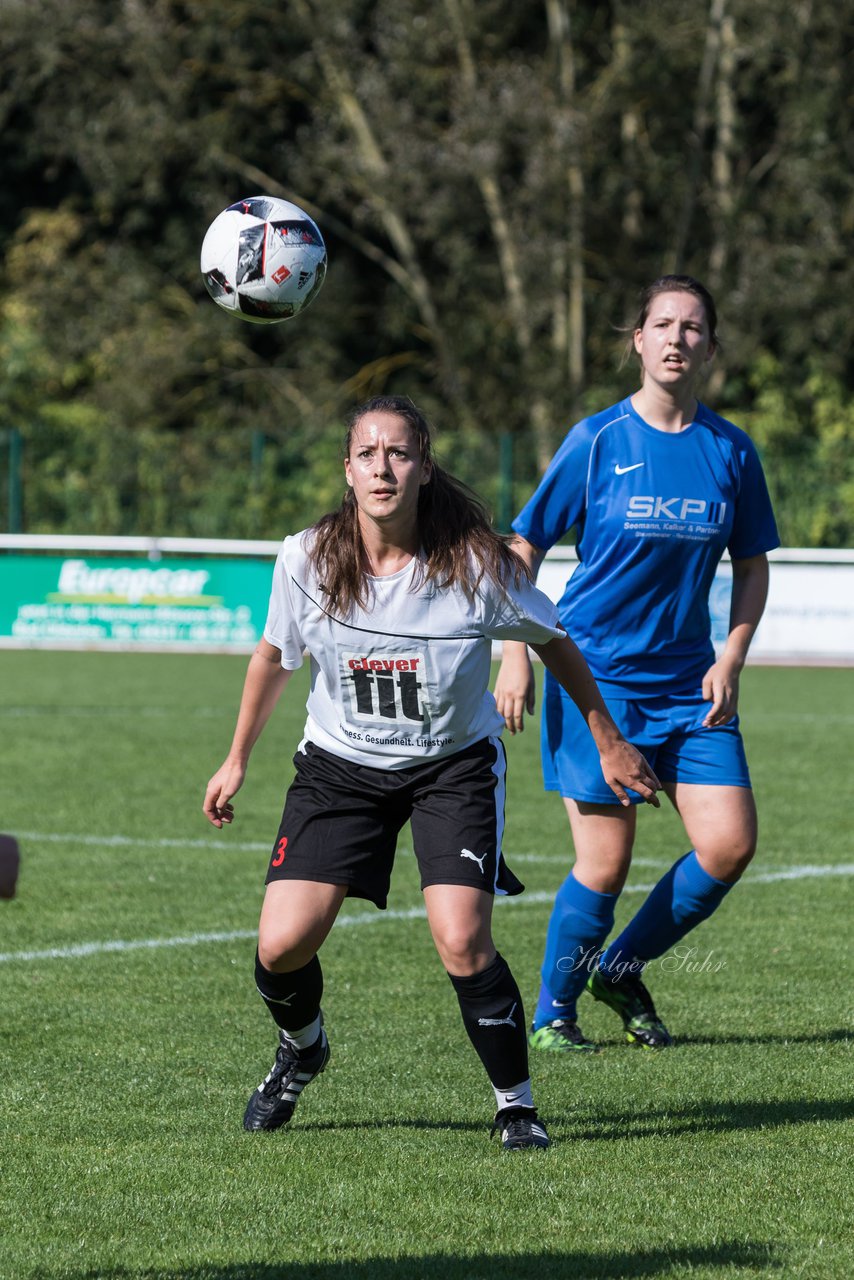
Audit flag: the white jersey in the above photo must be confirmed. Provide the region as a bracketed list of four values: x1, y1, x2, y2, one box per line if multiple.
[263, 529, 563, 769]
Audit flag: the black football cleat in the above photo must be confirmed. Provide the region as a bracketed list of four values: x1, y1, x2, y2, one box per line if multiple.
[243, 1028, 330, 1131]
[491, 1107, 550, 1151]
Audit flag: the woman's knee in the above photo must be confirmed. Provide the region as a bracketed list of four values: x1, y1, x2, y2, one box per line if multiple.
[423, 884, 494, 975]
[257, 881, 345, 971]
[696, 819, 757, 880]
[573, 856, 632, 895]
[696, 827, 757, 883]
[675, 784, 758, 883]
[432, 923, 494, 976]
[572, 843, 633, 895]
[257, 930, 318, 973]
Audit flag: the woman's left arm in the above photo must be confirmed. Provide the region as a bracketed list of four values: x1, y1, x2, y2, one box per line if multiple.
[702, 553, 770, 726]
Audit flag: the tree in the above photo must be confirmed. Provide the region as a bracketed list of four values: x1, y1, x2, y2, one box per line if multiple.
[0, 0, 850, 542]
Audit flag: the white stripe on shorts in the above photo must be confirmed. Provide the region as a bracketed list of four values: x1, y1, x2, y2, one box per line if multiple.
[489, 735, 510, 896]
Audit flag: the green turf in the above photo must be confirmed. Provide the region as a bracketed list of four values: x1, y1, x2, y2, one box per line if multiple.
[0, 653, 851, 1280]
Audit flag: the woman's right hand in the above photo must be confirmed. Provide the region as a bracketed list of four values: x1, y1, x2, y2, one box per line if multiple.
[494, 642, 536, 734]
[598, 738, 661, 808]
[202, 758, 247, 828]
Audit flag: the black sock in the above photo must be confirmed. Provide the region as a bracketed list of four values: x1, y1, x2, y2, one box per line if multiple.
[448, 952, 529, 1090]
[254, 950, 323, 1034]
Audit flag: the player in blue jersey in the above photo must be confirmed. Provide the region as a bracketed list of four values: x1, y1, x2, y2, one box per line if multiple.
[494, 276, 779, 1052]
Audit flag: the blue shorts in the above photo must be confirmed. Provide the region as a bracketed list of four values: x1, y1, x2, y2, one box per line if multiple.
[541, 675, 752, 805]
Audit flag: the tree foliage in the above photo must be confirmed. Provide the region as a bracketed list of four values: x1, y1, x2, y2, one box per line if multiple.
[0, 0, 851, 543]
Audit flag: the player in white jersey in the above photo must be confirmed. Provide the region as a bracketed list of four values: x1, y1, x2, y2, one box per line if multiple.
[203, 395, 659, 1151]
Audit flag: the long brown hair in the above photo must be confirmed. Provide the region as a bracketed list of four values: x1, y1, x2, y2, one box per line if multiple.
[307, 396, 527, 615]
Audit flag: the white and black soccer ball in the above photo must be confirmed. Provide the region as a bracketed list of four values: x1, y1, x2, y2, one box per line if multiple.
[200, 195, 327, 324]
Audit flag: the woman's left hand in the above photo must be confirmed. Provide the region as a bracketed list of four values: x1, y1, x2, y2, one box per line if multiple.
[701, 658, 741, 726]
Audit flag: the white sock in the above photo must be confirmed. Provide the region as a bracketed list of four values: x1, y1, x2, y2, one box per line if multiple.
[493, 1078, 534, 1112]
[281, 1016, 322, 1053]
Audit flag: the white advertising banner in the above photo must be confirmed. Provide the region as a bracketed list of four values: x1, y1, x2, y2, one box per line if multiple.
[731, 562, 854, 663]
[538, 549, 854, 665]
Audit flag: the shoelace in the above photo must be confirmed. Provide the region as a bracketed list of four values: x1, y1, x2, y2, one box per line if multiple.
[491, 1109, 538, 1140]
[261, 1043, 297, 1095]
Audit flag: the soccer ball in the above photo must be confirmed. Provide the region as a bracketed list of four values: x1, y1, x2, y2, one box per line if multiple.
[200, 195, 327, 324]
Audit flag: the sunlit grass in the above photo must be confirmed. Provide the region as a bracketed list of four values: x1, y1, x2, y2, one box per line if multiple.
[0, 655, 851, 1279]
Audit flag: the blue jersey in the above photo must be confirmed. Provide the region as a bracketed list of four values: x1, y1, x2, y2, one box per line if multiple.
[513, 397, 780, 695]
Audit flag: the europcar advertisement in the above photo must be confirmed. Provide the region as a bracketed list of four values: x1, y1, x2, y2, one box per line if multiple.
[0, 556, 273, 649]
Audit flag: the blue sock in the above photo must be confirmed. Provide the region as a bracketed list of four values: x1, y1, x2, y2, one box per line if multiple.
[533, 872, 617, 1028]
[600, 851, 732, 978]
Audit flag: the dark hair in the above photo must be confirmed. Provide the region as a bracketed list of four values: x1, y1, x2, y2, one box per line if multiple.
[307, 395, 526, 614]
[621, 274, 720, 367]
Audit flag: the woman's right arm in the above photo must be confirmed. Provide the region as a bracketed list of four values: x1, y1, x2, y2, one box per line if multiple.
[202, 638, 293, 827]
[493, 537, 546, 734]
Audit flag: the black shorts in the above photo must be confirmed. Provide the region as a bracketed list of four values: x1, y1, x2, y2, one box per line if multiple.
[265, 737, 524, 909]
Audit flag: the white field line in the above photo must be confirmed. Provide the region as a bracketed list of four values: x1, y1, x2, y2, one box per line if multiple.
[1, 863, 852, 966]
[13, 830, 275, 854]
[2, 705, 229, 718]
[9, 830, 665, 867]
[7, 704, 854, 724]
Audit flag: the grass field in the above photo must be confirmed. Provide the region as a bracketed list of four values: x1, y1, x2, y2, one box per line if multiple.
[1, 652, 852, 1280]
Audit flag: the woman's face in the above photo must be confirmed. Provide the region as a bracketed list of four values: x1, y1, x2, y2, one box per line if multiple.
[344, 411, 431, 525]
[634, 290, 715, 389]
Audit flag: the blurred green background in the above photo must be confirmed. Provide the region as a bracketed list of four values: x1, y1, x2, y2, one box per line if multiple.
[1, 0, 851, 543]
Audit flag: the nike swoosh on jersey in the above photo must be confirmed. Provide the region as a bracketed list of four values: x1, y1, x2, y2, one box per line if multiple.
[614, 462, 645, 475]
